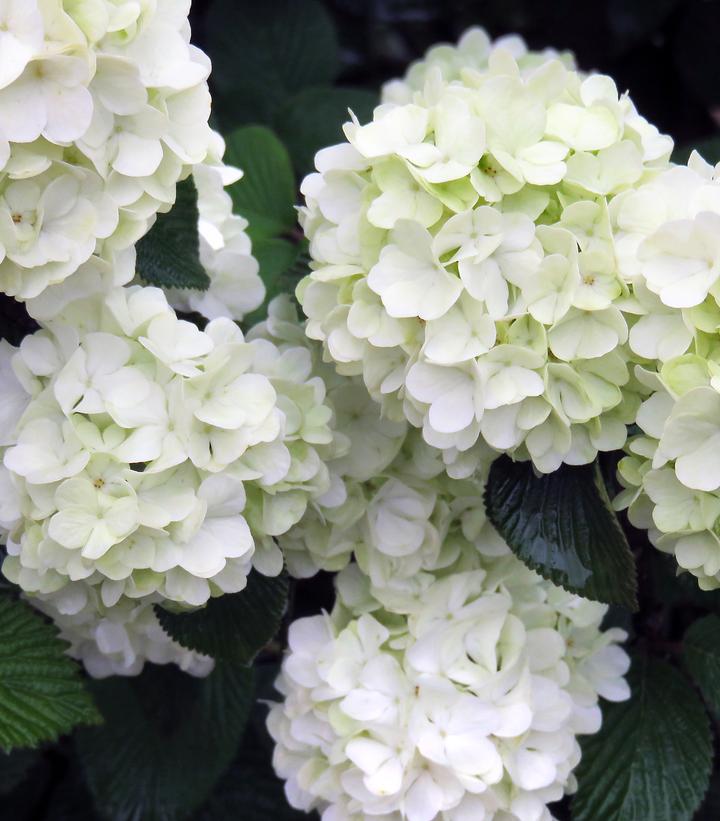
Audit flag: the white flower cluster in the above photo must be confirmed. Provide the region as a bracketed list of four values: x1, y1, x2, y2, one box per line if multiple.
[167, 131, 265, 322]
[269, 563, 629, 821]
[0, 0, 212, 300]
[0, 284, 338, 672]
[30, 581, 212, 678]
[612, 152, 720, 589]
[260, 295, 630, 818]
[298, 27, 672, 475]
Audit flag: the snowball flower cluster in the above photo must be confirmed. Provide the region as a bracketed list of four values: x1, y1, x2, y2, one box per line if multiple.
[268, 561, 630, 821]
[0, 286, 337, 614]
[30, 581, 212, 678]
[167, 131, 265, 322]
[298, 27, 673, 475]
[0, 0, 212, 300]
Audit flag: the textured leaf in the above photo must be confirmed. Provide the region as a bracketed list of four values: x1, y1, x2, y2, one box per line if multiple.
[0, 594, 100, 751]
[485, 457, 638, 609]
[192, 749, 307, 821]
[76, 662, 255, 821]
[224, 127, 297, 241]
[684, 614, 720, 715]
[208, 0, 339, 127]
[275, 86, 378, 177]
[572, 654, 712, 821]
[136, 178, 209, 291]
[193, 673, 306, 820]
[156, 572, 288, 664]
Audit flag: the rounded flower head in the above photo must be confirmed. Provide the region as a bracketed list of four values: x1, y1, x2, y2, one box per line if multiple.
[268, 561, 629, 821]
[0, 0, 213, 300]
[0, 284, 338, 608]
[298, 28, 672, 474]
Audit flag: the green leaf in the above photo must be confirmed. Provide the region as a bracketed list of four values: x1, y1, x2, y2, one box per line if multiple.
[254, 238, 301, 286]
[156, 572, 288, 664]
[485, 457, 638, 610]
[572, 654, 712, 821]
[224, 126, 297, 241]
[0, 594, 100, 751]
[274, 86, 378, 177]
[136, 178, 209, 291]
[193, 674, 306, 820]
[208, 0, 339, 127]
[76, 662, 255, 821]
[684, 614, 720, 715]
[192, 748, 307, 821]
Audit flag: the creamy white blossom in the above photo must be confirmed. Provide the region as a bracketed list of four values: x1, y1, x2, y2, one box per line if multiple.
[609, 151, 720, 589]
[615, 364, 720, 590]
[268, 561, 629, 821]
[30, 582, 213, 678]
[0, 0, 213, 300]
[0, 285, 337, 608]
[298, 28, 671, 474]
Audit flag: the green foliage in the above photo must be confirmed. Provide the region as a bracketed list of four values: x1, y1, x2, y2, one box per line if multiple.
[572, 654, 712, 821]
[136, 178, 210, 291]
[485, 457, 638, 609]
[76, 662, 255, 821]
[156, 571, 289, 664]
[274, 86, 378, 177]
[684, 614, 720, 716]
[224, 126, 297, 242]
[0, 594, 100, 751]
[193, 746, 307, 821]
[207, 0, 339, 128]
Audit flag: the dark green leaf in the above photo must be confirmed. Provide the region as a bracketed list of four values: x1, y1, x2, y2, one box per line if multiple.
[274, 86, 378, 177]
[156, 572, 288, 664]
[485, 457, 638, 609]
[76, 662, 255, 821]
[208, 0, 339, 127]
[254, 239, 301, 286]
[193, 681, 307, 821]
[0, 594, 100, 751]
[136, 178, 209, 291]
[572, 654, 712, 821]
[684, 614, 720, 716]
[192, 749, 306, 821]
[224, 127, 297, 241]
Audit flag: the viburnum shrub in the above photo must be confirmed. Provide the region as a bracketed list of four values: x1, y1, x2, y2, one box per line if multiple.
[0, 5, 719, 821]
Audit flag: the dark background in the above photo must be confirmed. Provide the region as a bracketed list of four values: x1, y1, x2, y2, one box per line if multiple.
[190, 0, 720, 156]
